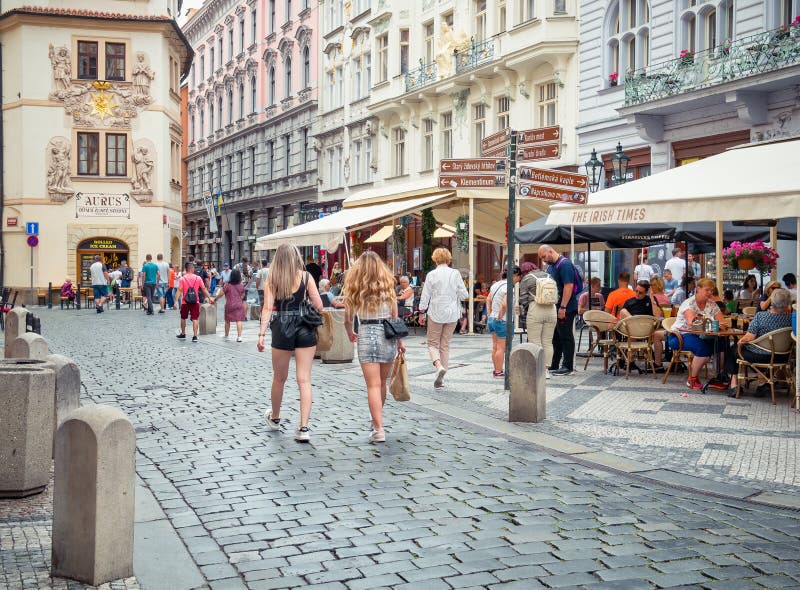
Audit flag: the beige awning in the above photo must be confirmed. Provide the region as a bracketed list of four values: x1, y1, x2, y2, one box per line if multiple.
[433, 225, 455, 238]
[364, 225, 400, 243]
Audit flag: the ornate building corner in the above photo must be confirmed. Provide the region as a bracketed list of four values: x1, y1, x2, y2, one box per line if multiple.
[45, 137, 75, 203]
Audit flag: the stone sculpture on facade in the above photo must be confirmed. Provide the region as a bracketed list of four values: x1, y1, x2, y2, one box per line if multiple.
[48, 44, 71, 97]
[132, 52, 155, 103]
[435, 23, 470, 80]
[131, 146, 154, 193]
[46, 137, 75, 202]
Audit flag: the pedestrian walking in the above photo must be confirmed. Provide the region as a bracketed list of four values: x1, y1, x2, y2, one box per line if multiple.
[166, 263, 176, 309]
[175, 261, 214, 342]
[90, 254, 110, 313]
[255, 259, 269, 306]
[418, 247, 468, 388]
[344, 251, 406, 443]
[519, 261, 557, 379]
[218, 268, 246, 341]
[539, 244, 579, 376]
[257, 244, 323, 443]
[141, 254, 158, 315]
[487, 266, 522, 377]
[156, 253, 170, 313]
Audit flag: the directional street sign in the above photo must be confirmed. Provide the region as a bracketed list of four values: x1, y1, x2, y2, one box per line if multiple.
[517, 143, 560, 162]
[480, 129, 510, 155]
[439, 175, 508, 189]
[518, 125, 561, 146]
[481, 144, 509, 158]
[26, 222, 39, 235]
[517, 165, 589, 205]
[440, 158, 507, 174]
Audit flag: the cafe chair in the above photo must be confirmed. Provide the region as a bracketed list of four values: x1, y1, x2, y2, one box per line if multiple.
[582, 310, 617, 372]
[614, 315, 661, 379]
[661, 317, 702, 383]
[735, 327, 794, 405]
[742, 306, 757, 316]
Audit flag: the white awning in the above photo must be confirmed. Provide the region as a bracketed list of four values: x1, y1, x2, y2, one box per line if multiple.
[433, 225, 455, 238]
[546, 138, 800, 226]
[255, 192, 454, 251]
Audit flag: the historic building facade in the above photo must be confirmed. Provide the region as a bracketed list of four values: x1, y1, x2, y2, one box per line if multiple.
[0, 1, 191, 291]
[183, 0, 318, 267]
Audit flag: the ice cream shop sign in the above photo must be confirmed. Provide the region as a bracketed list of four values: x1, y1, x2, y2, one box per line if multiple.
[75, 193, 130, 218]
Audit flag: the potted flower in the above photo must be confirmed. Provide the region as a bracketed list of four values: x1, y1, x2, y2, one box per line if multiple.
[722, 240, 779, 273]
[679, 49, 695, 65]
[608, 72, 618, 87]
[454, 214, 469, 252]
[773, 24, 790, 42]
[719, 38, 731, 56]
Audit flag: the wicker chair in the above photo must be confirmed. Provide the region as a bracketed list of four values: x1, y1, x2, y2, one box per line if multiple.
[661, 317, 702, 384]
[735, 327, 794, 405]
[582, 310, 617, 372]
[742, 306, 757, 316]
[614, 315, 661, 379]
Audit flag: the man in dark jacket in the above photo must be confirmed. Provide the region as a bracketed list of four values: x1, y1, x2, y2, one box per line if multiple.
[305, 256, 323, 286]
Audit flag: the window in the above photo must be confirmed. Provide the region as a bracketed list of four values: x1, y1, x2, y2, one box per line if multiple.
[353, 56, 362, 99]
[269, 0, 276, 33]
[251, 75, 257, 113]
[106, 134, 127, 176]
[705, 9, 717, 50]
[424, 22, 435, 64]
[218, 38, 223, 66]
[722, 1, 733, 40]
[239, 82, 245, 119]
[538, 82, 557, 126]
[190, 114, 196, 142]
[518, 0, 535, 23]
[400, 29, 409, 75]
[686, 13, 696, 52]
[209, 102, 214, 134]
[228, 89, 234, 124]
[473, 103, 486, 155]
[269, 66, 276, 104]
[336, 66, 343, 105]
[77, 132, 99, 175]
[240, 18, 245, 52]
[628, 0, 636, 27]
[423, 118, 434, 170]
[284, 57, 292, 98]
[105, 43, 125, 80]
[363, 53, 372, 94]
[377, 33, 389, 82]
[498, 1, 507, 32]
[606, 1, 650, 85]
[302, 128, 309, 170]
[267, 140, 275, 179]
[200, 55, 205, 79]
[781, 0, 795, 26]
[249, 146, 256, 184]
[475, 0, 487, 42]
[286, 0, 292, 22]
[496, 96, 510, 132]
[441, 111, 453, 159]
[303, 46, 310, 88]
[77, 41, 98, 79]
[200, 109, 205, 136]
[326, 147, 334, 189]
[251, 8, 257, 43]
[392, 128, 406, 176]
[217, 96, 223, 129]
[228, 28, 234, 58]
[326, 67, 335, 109]
[238, 151, 245, 186]
[210, 47, 215, 71]
[352, 140, 362, 185]
[283, 134, 291, 175]
[336, 145, 343, 187]
[442, 11, 454, 28]
[364, 137, 372, 182]
[353, 53, 371, 100]
[554, 0, 566, 14]
[627, 37, 636, 72]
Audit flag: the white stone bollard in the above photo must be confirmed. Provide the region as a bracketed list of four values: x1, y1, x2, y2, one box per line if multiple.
[8, 332, 49, 360]
[319, 309, 354, 364]
[4, 307, 28, 358]
[509, 343, 546, 423]
[198, 302, 217, 335]
[0, 359, 55, 497]
[52, 405, 135, 586]
[46, 354, 81, 456]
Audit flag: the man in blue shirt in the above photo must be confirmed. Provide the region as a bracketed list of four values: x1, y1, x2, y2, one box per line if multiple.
[538, 244, 579, 375]
[141, 254, 159, 315]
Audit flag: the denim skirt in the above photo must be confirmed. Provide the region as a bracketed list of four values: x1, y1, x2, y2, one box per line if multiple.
[357, 322, 398, 364]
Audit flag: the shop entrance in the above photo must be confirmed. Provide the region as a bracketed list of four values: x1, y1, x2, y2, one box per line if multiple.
[76, 237, 129, 287]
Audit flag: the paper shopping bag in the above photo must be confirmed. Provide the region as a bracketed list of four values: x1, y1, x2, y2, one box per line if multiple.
[389, 352, 411, 402]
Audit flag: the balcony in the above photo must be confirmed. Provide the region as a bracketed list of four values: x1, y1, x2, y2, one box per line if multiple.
[454, 38, 496, 74]
[624, 24, 800, 107]
[404, 60, 437, 93]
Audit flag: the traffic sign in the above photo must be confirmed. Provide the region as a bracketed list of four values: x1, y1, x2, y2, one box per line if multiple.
[481, 144, 510, 158]
[518, 183, 587, 205]
[517, 165, 589, 205]
[27, 235, 39, 247]
[517, 143, 560, 162]
[439, 158, 507, 174]
[26, 222, 39, 235]
[480, 129, 510, 155]
[518, 166, 589, 190]
[439, 175, 508, 189]
[518, 125, 561, 146]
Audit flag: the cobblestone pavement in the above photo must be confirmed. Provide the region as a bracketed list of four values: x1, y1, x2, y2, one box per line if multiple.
[3, 307, 800, 589]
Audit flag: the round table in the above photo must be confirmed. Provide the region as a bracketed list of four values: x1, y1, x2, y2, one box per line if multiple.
[681, 327, 746, 392]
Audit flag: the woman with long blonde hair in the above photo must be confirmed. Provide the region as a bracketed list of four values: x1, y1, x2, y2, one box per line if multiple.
[344, 251, 405, 443]
[257, 243, 323, 442]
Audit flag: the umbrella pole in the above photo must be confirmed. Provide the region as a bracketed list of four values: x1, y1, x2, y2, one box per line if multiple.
[570, 225, 575, 262]
[468, 197, 475, 335]
[770, 225, 778, 283]
[715, 222, 723, 298]
[796, 218, 799, 411]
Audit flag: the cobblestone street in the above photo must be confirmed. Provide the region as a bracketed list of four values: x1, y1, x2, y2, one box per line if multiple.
[3, 308, 800, 589]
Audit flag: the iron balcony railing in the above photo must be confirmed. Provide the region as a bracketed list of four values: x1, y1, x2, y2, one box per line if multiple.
[455, 38, 496, 74]
[404, 60, 438, 92]
[624, 23, 800, 106]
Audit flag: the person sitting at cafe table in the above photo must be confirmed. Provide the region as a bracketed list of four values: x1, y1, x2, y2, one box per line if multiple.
[782, 273, 797, 302]
[649, 276, 672, 309]
[618, 281, 667, 373]
[758, 280, 782, 312]
[726, 288, 793, 396]
[723, 289, 737, 314]
[670, 277, 729, 390]
[605, 272, 634, 318]
[663, 269, 679, 299]
[578, 277, 605, 315]
[737, 275, 761, 301]
[671, 277, 695, 306]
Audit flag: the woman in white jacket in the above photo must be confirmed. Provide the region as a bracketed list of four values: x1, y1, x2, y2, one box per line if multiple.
[419, 247, 469, 388]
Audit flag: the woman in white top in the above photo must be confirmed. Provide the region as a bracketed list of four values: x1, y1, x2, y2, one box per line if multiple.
[418, 248, 469, 388]
[396, 276, 415, 316]
[344, 251, 405, 443]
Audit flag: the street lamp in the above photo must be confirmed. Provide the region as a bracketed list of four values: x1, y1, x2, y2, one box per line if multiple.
[611, 142, 630, 185]
[584, 148, 603, 193]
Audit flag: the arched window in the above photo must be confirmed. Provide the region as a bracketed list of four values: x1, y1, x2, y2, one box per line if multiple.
[705, 8, 717, 50]
[209, 103, 214, 133]
[250, 75, 257, 113]
[302, 46, 310, 88]
[217, 96, 223, 129]
[284, 56, 292, 98]
[239, 82, 245, 119]
[200, 109, 205, 136]
[227, 89, 234, 124]
[190, 114, 195, 141]
[269, 66, 276, 105]
[605, 1, 649, 85]
[684, 13, 696, 52]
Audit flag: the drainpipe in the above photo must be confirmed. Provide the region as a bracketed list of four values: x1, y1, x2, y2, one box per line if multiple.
[0, 1, 5, 292]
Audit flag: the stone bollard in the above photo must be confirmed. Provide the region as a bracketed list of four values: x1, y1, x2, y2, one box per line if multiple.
[52, 405, 135, 586]
[0, 359, 55, 497]
[509, 343, 546, 423]
[198, 302, 217, 335]
[319, 309, 354, 364]
[4, 307, 28, 358]
[46, 354, 81, 456]
[8, 332, 49, 360]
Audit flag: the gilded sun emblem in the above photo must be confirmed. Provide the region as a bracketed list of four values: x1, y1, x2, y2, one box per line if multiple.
[90, 89, 117, 120]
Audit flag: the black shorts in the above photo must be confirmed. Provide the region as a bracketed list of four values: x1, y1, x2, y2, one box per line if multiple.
[270, 314, 317, 351]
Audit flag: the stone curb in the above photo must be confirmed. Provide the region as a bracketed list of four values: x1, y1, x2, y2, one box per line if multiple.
[410, 392, 800, 511]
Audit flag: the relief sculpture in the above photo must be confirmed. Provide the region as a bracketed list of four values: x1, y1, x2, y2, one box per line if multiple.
[46, 137, 75, 202]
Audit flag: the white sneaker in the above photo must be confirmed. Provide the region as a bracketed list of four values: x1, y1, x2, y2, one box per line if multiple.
[434, 366, 447, 388]
[294, 426, 311, 442]
[264, 410, 281, 430]
[236, 337, 243, 342]
[546, 369, 551, 379]
[369, 428, 386, 443]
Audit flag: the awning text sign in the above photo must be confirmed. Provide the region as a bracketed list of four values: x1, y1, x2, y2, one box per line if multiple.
[75, 193, 131, 218]
[566, 206, 648, 225]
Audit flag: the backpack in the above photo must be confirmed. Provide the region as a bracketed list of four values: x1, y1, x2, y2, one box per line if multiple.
[121, 267, 133, 282]
[556, 257, 582, 296]
[534, 275, 559, 305]
[184, 277, 198, 304]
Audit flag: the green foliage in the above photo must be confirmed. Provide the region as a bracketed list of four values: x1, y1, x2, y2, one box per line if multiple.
[421, 208, 436, 274]
[454, 214, 469, 253]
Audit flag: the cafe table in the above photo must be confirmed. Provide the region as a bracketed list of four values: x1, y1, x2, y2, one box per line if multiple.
[680, 326, 747, 393]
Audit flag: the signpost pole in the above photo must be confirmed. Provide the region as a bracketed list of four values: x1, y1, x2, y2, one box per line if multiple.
[504, 130, 518, 391]
[29, 245, 34, 307]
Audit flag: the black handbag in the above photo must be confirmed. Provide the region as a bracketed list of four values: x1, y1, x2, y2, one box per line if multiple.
[299, 274, 323, 329]
[383, 317, 409, 339]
